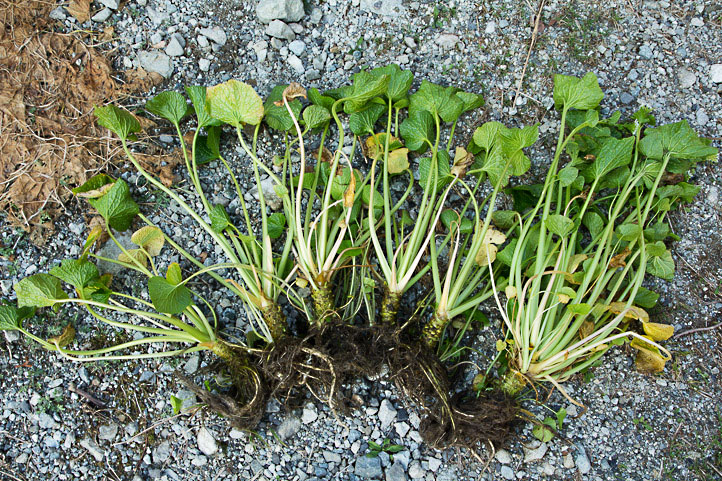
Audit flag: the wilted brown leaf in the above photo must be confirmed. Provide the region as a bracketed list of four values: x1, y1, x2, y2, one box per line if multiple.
[66, 0, 90, 22]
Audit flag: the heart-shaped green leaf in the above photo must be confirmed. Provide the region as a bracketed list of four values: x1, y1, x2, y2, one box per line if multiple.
[267, 212, 287, 239]
[617, 223, 642, 241]
[95, 105, 141, 140]
[546, 214, 574, 237]
[166, 262, 183, 285]
[552, 72, 604, 111]
[206, 80, 264, 127]
[409, 80, 464, 123]
[14, 274, 68, 308]
[210, 204, 231, 233]
[308, 88, 335, 111]
[349, 103, 386, 136]
[0, 301, 35, 331]
[592, 136, 635, 177]
[558, 166, 579, 187]
[302, 105, 332, 129]
[634, 286, 660, 309]
[148, 276, 192, 314]
[263, 84, 302, 131]
[194, 127, 222, 165]
[145, 91, 191, 125]
[472, 121, 504, 152]
[369, 64, 414, 102]
[645, 243, 675, 280]
[400, 110, 434, 152]
[343, 71, 390, 113]
[455, 91, 484, 113]
[418, 150, 452, 192]
[639, 120, 718, 162]
[186, 86, 223, 128]
[87, 179, 139, 231]
[50, 259, 99, 290]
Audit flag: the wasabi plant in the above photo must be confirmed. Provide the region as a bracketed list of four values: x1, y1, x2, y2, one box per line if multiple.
[490, 73, 718, 399]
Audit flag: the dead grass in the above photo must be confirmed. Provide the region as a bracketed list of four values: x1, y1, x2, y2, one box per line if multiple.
[0, 0, 166, 243]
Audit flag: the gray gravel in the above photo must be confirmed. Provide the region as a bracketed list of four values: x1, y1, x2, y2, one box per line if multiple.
[2, 0, 722, 480]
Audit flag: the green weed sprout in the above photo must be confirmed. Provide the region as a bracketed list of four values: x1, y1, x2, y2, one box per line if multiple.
[491, 73, 718, 400]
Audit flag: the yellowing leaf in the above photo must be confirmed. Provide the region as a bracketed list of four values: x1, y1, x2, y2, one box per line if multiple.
[283, 82, 307, 101]
[450, 146, 474, 178]
[609, 302, 649, 322]
[578, 320, 595, 339]
[131, 226, 165, 256]
[206, 80, 264, 127]
[387, 148, 410, 174]
[609, 248, 631, 268]
[48, 323, 76, 348]
[475, 243, 498, 266]
[635, 347, 667, 373]
[505, 285, 517, 299]
[642, 322, 674, 341]
[343, 170, 356, 208]
[483, 227, 507, 245]
[564, 254, 588, 283]
[558, 293, 571, 304]
[75, 182, 114, 199]
[496, 339, 507, 351]
[118, 249, 148, 268]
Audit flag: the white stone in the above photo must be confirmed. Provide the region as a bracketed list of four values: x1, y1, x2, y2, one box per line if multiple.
[80, 438, 105, 462]
[563, 453, 575, 469]
[691, 17, 704, 26]
[91, 8, 112, 22]
[199, 27, 227, 46]
[197, 427, 217, 456]
[697, 109, 709, 126]
[360, 0, 405, 16]
[49, 6, 66, 20]
[288, 39, 305, 56]
[404, 36, 416, 49]
[378, 399, 397, 430]
[198, 35, 210, 48]
[266, 20, 295, 41]
[199, 58, 211, 72]
[575, 451, 591, 474]
[710, 64, 722, 83]
[495, 449, 512, 464]
[678, 69, 697, 89]
[98, 0, 119, 10]
[137, 51, 173, 79]
[523, 442, 548, 463]
[287, 54, 304, 74]
[435, 34, 459, 49]
[256, 0, 304, 24]
[165, 37, 184, 57]
[485, 21, 496, 34]
[301, 404, 318, 424]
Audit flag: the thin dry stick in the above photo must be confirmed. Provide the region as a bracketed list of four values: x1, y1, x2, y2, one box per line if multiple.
[513, 0, 546, 107]
[674, 321, 722, 339]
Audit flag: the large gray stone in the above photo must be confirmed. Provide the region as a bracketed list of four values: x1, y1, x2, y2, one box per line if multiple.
[711, 64, 722, 83]
[197, 427, 218, 456]
[385, 461, 407, 481]
[265, 20, 295, 41]
[256, 0, 304, 24]
[278, 416, 301, 440]
[199, 27, 227, 46]
[138, 51, 174, 79]
[355, 456, 383, 478]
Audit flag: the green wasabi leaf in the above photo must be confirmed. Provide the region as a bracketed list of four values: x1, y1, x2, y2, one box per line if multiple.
[194, 126, 222, 165]
[634, 287, 660, 309]
[185, 86, 223, 128]
[639, 120, 718, 163]
[370, 64, 414, 102]
[553, 72, 604, 111]
[263, 84, 302, 132]
[582, 212, 604, 239]
[148, 276, 192, 314]
[558, 166, 579, 187]
[302, 105, 332, 129]
[0, 301, 35, 331]
[644, 222, 671, 242]
[145, 91, 191, 125]
[593, 137, 635, 177]
[14, 274, 68, 309]
[206, 80, 264, 127]
[546, 214, 574, 237]
[267, 212, 286, 239]
[209, 204, 231, 233]
[349, 103, 386, 136]
[409, 80, 464, 123]
[472, 121, 504, 151]
[496, 238, 518, 267]
[617, 223, 642, 241]
[166, 262, 183, 286]
[87, 179, 139, 231]
[72, 174, 115, 198]
[418, 150, 451, 192]
[94, 105, 141, 140]
[455, 91, 484, 112]
[440, 209, 473, 233]
[492, 210, 517, 230]
[400, 110, 434, 152]
[343, 71, 390, 113]
[50, 259, 99, 290]
[308, 88, 335, 111]
[645, 244, 675, 280]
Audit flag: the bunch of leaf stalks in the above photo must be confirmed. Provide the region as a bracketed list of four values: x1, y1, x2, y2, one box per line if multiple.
[2, 68, 715, 448]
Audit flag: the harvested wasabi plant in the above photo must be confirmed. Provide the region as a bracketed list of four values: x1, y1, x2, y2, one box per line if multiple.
[2, 67, 715, 451]
[488, 73, 718, 402]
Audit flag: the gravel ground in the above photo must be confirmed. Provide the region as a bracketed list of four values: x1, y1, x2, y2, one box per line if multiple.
[2, 0, 722, 480]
